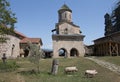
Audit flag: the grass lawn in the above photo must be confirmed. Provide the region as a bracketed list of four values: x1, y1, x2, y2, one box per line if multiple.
[0, 57, 120, 82]
[95, 56, 120, 66]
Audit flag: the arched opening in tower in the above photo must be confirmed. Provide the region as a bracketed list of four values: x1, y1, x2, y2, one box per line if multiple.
[70, 48, 79, 57]
[59, 48, 67, 57]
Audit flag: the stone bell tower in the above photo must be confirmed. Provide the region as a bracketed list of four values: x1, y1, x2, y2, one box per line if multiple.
[52, 4, 85, 58]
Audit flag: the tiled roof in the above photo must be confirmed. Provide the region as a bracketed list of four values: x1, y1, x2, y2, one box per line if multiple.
[15, 30, 43, 45]
[20, 38, 42, 45]
[0, 23, 26, 38]
[14, 30, 27, 39]
[0, 24, 42, 45]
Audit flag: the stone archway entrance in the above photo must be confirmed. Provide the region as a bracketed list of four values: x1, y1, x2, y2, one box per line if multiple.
[59, 48, 67, 57]
[70, 48, 79, 57]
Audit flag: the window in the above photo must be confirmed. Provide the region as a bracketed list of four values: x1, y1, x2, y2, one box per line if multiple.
[64, 28, 68, 34]
[65, 13, 67, 18]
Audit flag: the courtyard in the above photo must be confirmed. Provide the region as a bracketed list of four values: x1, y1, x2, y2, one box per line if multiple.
[0, 57, 120, 82]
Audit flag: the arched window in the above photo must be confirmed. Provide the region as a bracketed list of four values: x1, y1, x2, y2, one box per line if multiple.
[69, 14, 71, 19]
[70, 48, 79, 57]
[59, 48, 67, 57]
[65, 13, 67, 18]
[64, 28, 68, 34]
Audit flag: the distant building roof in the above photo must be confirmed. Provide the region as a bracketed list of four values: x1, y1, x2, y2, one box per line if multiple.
[20, 38, 43, 45]
[94, 31, 120, 44]
[42, 49, 53, 53]
[1, 24, 43, 46]
[0, 24, 27, 39]
[14, 30, 27, 39]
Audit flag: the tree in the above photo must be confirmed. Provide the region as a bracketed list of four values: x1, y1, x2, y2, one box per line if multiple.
[104, 13, 113, 36]
[28, 42, 44, 73]
[111, 1, 120, 30]
[0, 0, 17, 42]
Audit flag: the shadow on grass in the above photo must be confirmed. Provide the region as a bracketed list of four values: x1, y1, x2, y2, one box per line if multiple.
[18, 69, 40, 75]
[18, 69, 52, 76]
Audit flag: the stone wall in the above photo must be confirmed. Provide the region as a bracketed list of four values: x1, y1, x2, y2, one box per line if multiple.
[0, 35, 20, 58]
[52, 35, 85, 58]
[58, 23, 80, 35]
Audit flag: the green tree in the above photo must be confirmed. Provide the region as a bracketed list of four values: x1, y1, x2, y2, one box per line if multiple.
[28, 42, 44, 73]
[0, 0, 17, 42]
[111, 1, 120, 30]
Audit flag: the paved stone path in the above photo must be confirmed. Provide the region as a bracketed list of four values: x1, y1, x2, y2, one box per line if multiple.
[86, 57, 120, 75]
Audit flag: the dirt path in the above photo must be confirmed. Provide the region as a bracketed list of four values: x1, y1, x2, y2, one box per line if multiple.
[86, 57, 120, 75]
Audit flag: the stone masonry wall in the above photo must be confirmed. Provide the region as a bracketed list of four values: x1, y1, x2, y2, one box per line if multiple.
[0, 35, 20, 58]
[58, 23, 80, 35]
[53, 40, 85, 58]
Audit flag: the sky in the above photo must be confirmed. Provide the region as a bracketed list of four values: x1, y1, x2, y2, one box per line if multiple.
[8, 0, 117, 49]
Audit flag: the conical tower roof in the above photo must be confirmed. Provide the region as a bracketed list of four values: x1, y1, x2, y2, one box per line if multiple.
[58, 4, 72, 13]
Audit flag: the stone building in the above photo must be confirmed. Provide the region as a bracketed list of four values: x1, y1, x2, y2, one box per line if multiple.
[52, 4, 85, 58]
[0, 30, 42, 58]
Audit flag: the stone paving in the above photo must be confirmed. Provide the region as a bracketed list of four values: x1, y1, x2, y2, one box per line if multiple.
[86, 57, 120, 75]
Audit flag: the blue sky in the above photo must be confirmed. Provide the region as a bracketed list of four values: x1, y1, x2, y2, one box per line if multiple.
[8, 0, 117, 49]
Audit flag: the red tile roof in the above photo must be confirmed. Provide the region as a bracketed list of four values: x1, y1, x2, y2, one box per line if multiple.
[14, 30, 27, 39]
[0, 24, 26, 38]
[1, 24, 42, 45]
[20, 38, 43, 45]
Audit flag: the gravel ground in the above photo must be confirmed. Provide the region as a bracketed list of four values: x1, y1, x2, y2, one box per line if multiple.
[86, 57, 120, 75]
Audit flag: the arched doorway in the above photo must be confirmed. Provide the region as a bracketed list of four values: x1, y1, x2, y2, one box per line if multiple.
[58, 48, 67, 57]
[24, 47, 29, 57]
[70, 48, 79, 57]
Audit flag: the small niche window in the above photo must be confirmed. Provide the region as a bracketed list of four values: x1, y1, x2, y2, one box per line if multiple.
[64, 28, 68, 34]
[65, 13, 67, 18]
[69, 14, 71, 19]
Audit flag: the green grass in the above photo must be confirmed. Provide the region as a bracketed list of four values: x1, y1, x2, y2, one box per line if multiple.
[0, 57, 120, 82]
[0, 59, 19, 72]
[96, 56, 120, 66]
